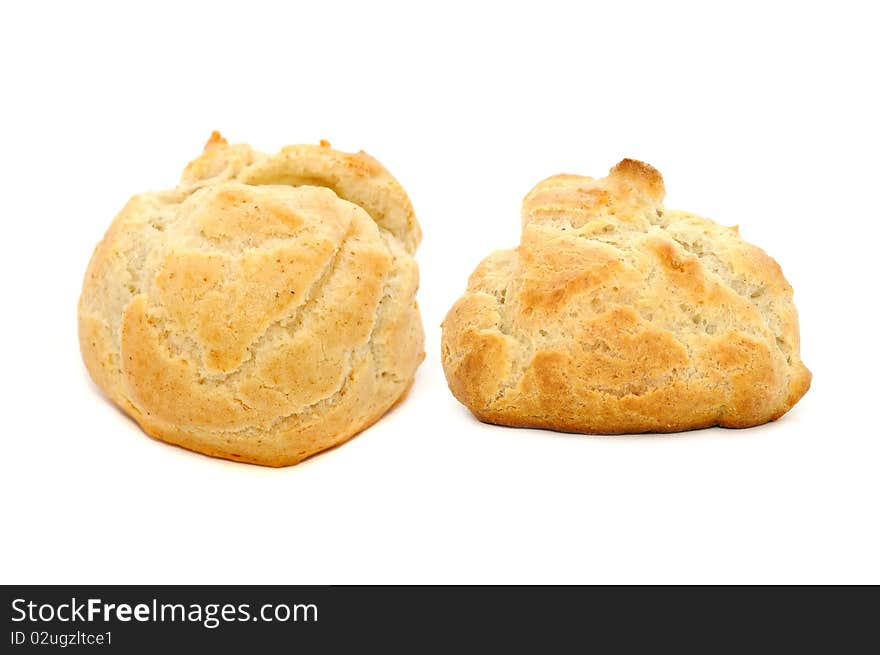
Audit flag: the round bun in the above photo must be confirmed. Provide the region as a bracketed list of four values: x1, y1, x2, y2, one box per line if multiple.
[79, 133, 424, 466]
[442, 159, 810, 433]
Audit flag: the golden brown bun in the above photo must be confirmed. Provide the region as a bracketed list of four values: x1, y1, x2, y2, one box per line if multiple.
[79, 133, 424, 466]
[442, 159, 810, 433]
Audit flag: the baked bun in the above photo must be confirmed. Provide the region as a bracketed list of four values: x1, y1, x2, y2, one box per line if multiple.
[442, 159, 810, 433]
[79, 133, 424, 466]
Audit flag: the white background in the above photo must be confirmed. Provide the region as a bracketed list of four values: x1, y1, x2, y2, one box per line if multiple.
[1, 1, 877, 584]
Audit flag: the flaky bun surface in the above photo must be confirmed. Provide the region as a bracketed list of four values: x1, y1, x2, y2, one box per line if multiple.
[442, 159, 810, 433]
[80, 133, 424, 466]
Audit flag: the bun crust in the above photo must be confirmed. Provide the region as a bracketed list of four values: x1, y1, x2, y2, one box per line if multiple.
[79, 134, 424, 466]
[442, 159, 810, 433]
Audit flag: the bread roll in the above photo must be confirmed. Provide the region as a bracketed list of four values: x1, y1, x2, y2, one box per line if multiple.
[79, 133, 424, 466]
[442, 159, 810, 433]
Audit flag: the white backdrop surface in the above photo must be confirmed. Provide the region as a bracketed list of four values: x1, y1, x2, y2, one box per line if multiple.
[1, 1, 877, 584]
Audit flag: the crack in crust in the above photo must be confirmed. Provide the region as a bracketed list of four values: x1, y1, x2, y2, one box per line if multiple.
[78, 133, 424, 466]
[442, 159, 810, 433]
